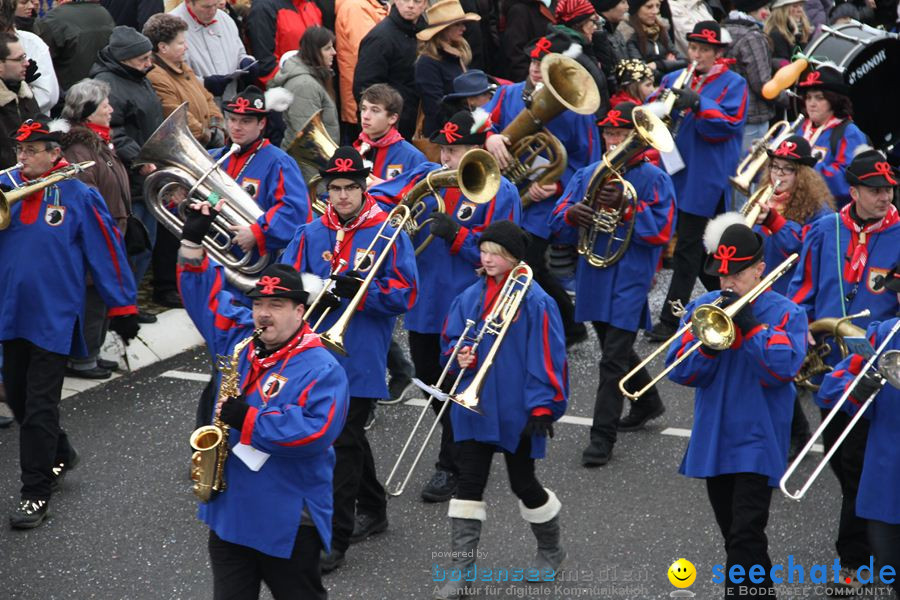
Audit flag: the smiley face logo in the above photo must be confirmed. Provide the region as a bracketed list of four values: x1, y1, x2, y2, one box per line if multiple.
[668, 559, 696, 588]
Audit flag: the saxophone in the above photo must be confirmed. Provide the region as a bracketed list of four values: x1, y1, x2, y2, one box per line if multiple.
[189, 329, 261, 502]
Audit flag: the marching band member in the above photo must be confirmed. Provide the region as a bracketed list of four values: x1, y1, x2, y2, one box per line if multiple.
[646, 21, 748, 343]
[434, 220, 568, 600]
[548, 102, 676, 467]
[484, 31, 601, 346]
[354, 83, 426, 184]
[820, 315, 900, 592]
[177, 204, 349, 600]
[794, 65, 868, 208]
[369, 109, 521, 503]
[666, 218, 808, 598]
[281, 147, 418, 573]
[212, 85, 311, 259]
[1, 117, 139, 528]
[787, 148, 900, 591]
[609, 58, 656, 106]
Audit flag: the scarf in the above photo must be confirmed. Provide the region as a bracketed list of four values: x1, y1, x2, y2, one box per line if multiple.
[354, 127, 404, 152]
[86, 122, 112, 145]
[243, 324, 322, 398]
[18, 158, 71, 225]
[801, 116, 842, 148]
[771, 188, 791, 212]
[321, 193, 386, 270]
[840, 202, 900, 283]
[692, 58, 735, 88]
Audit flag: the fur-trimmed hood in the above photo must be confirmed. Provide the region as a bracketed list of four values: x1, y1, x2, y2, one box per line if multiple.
[0, 78, 33, 107]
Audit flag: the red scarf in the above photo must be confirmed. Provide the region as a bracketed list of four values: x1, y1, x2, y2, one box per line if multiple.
[19, 158, 72, 224]
[770, 188, 790, 211]
[243, 323, 322, 391]
[354, 127, 404, 152]
[691, 58, 735, 89]
[185, 1, 217, 26]
[840, 202, 900, 283]
[321, 193, 386, 270]
[86, 122, 112, 145]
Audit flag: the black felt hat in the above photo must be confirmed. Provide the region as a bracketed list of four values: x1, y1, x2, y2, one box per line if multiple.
[702, 214, 764, 276]
[479, 219, 529, 261]
[597, 102, 636, 129]
[429, 110, 491, 146]
[524, 31, 581, 60]
[846, 149, 898, 188]
[246, 264, 309, 303]
[766, 135, 817, 167]
[797, 65, 850, 97]
[12, 117, 67, 144]
[318, 146, 371, 183]
[686, 21, 729, 47]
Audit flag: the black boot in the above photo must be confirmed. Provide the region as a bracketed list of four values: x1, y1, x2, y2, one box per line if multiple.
[617, 398, 665, 432]
[434, 500, 485, 599]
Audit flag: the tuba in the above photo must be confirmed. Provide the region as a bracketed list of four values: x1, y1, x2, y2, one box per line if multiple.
[0, 161, 95, 230]
[576, 106, 674, 268]
[138, 103, 267, 292]
[730, 115, 805, 196]
[286, 109, 338, 215]
[398, 148, 501, 255]
[189, 329, 260, 503]
[499, 53, 600, 206]
[794, 310, 869, 391]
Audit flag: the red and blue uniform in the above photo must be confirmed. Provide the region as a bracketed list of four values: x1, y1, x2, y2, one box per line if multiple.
[651, 64, 748, 217]
[210, 139, 311, 256]
[819, 318, 900, 524]
[0, 164, 137, 355]
[484, 80, 601, 239]
[440, 273, 568, 459]
[369, 162, 522, 333]
[280, 197, 418, 398]
[548, 158, 676, 332]
[177, 254, 349, 558]
[355, 135, 426, 181]
[798, 119, 868, 207]
[755, 206, 832, 296]
[665, 289, 808, 485]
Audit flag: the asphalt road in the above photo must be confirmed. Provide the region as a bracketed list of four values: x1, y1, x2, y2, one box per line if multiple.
[0, 273, 889, 600]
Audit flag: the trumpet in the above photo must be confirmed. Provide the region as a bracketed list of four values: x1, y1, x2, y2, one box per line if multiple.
[619, 254, 799, 401]
[780, 318, 900, 501]
[730, 115, 804, 196]
[739, 180, 779, 227]
[0, 161, 95, 230]
[384, 263, 533, 496]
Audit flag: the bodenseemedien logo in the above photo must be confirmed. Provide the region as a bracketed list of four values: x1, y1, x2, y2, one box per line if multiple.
[668, 558, 697, 598]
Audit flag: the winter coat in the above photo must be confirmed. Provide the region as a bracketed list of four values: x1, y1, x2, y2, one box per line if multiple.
[724, 17, 776, 125]
[89, 47, 164, 202]
[415, 49, 466, 138]
[335, 0, 387, 124]
[270, 56, 339, 152]
[354, 6, 424, 140]
[593, 22, 628, 89]
[61, 124, 131, 232]
[622, 18, 680, 73]
[804, 0, 833, 28]
[146, 55, 222, 146]
[100, 0, 162, 29]
[17, 30, 59, 114]
[37, 1, 115, 92]
[767, 28, 803, 65]
[0, 80, 40, 169]
[500, 0, 555, 81]
[550, 25, 609, 110]
[247, 0, 322, 85]
[667, 0, 714, 56]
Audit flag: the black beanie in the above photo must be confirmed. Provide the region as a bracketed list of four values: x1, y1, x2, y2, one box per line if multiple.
[108, 26, 152, 62]
[479, 220, 529, 261]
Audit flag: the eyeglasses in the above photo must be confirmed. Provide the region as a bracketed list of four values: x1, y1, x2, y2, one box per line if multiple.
[327, 183, 362, 195]
[15, 146, 47, 157]
[4, 54, 28, 64]
[771, 164, 797, 175]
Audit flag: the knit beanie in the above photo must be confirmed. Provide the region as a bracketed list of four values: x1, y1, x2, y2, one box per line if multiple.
[108, 26, 152, 62]
[479, 220, 529, 261]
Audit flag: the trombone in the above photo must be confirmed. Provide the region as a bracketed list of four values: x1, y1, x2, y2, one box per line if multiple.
[780, 318, 900, 501]
[619, 253, 799, 401]
[304, 204, 413, 356]
[384, 262, 533, 496]
[0, 161, 95, 230]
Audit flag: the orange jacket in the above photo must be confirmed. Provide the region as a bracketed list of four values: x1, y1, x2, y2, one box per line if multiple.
[335, 0, 387, 123]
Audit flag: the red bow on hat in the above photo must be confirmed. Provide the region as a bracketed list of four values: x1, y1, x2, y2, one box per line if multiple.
[598, 109, 628, 127]
[713, 244, 752, 274]
[327, 158, 355, 173]
[774, 141, 799, 159]
[440, 122, 462, 143]
[695, 29, 719, 44]
[257, 275, 289, 295]
[15, 121, 46, 142]
[859, 161, 898, 185]
[800, 71, 822, 87]
[530, 37, 552, 59]
[229, 97, 251, 114]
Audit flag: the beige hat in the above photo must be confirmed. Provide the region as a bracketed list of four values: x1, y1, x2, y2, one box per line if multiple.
[770, 0, 805, 8]
[416, 0, 481, 42]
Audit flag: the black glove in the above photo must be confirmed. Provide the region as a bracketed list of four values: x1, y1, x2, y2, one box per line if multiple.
[203, 74, 231, 97]
[316, 291, 342, 313]
[852, 371, 884, 404]
[331, 270, 363, 299]
[523, 413, 554, 438]
[239, 56, 260, 79]
[596, 183, 624, 211]
[732, 303, 760, 334]
[181, 203, 217, 244]
[718, 289, 740, 307]
[24, 59, 40, 84]
[671, 86, 701, 112]
[565, 202, 595, 228]
[659, 59, 688, 73]
[220, 394, 251, 430]
[109, 313, 140, 344]
[429, 212, 461, 242]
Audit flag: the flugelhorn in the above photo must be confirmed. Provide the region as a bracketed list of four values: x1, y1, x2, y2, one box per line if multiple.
[619, 254, 799, 401]
[0, 161, 95, 230]
[739, 180, 780, 227]
[730, 115, 804, 196]
[780, 318, 900, 501]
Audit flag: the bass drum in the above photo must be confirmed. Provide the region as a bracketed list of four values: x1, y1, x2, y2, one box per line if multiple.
[804, 22, 900, 148]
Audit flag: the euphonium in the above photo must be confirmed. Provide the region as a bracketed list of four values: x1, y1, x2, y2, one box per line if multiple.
[399, 148, 501, 255]
[576, 106, 674, 268]
[286, 109, 339, 215]
[189, 329, 260, 503]
[138, 103, 267, 292]
[730, 115, 805, 195]
[0, 161, 95, 230]
[499, 53, 600, 206]
[794, 310, 869, 391]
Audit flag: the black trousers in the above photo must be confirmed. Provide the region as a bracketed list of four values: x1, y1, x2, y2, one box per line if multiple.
[152, 224, 180, 296]
[524, 234, 582, 338]
[195, 364, 218, 429]
[387, 336, 413, 380]
[821, 408, 871, 566]
[589, 322, 662, 450]
[456, 437, 548, 509]
[331, 396, 386, 553]
[706, 473, 775, 599]
[407, 331, 460, 475]
[868, 520, 900, 596]
[208, 528, 326, 600]
[1, 339, 74, 501]
[659, 209, 721, 327]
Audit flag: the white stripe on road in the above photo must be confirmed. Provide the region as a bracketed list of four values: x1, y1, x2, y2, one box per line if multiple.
[161, 370, 212, 382]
